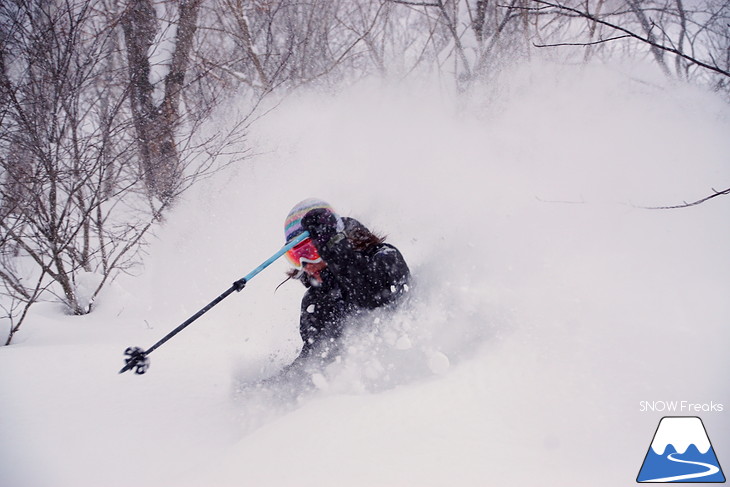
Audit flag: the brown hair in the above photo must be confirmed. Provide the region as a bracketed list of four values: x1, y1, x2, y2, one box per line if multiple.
[347, 225, 386, 251]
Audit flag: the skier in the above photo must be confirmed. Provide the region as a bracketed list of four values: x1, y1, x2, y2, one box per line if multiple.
[280, 198, 411, 376]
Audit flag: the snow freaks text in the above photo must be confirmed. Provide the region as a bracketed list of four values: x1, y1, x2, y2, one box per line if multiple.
[639, 401, 724, 413]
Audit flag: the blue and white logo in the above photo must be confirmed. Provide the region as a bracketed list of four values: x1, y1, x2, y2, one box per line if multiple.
[637, 416, 725, 483]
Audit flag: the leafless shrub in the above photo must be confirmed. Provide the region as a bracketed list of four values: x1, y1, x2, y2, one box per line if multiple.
[0, 0, 245, 343]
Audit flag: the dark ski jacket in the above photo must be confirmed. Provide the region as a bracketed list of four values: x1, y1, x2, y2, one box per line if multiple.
[295, 217, 410, 363]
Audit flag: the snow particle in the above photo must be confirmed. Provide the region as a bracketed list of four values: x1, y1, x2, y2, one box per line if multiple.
[427, 351, 450, 375]
[311, 373, 329, 390]
[395, 335, 412, 350]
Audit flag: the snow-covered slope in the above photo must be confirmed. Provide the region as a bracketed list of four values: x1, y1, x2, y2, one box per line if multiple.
[1, 62, 729, 487]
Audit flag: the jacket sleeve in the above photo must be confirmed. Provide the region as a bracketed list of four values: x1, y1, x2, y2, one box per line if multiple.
[367, 244, 411, 306]
[297, 288, 348, 357]
[316, 235, 374, 304]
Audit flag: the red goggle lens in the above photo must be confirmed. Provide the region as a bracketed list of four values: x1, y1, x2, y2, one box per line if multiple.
[285, 238, 322, 268]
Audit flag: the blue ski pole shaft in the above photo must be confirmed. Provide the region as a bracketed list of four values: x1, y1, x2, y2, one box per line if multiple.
[239, 231, 310, 283]
[119, 232, 309, 373]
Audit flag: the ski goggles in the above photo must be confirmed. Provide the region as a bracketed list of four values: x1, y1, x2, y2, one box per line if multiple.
[285, 237, 323, 269]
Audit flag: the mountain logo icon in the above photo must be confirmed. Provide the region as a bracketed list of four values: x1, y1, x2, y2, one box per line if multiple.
[637, 416, 726, 483]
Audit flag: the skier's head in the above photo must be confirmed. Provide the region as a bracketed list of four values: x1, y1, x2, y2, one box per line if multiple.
[284, 198, 342, 277]
[284, 198, 340, 244]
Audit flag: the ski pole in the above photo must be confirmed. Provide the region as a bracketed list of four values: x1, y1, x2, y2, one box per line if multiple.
[119, 231, 310, 375]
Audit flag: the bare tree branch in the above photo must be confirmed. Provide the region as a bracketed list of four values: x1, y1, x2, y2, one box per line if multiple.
[528, 0, 730, 78]
[637, 187, 730, 210]
[534, 34, 631, 48]
[388, 0, 440, 7]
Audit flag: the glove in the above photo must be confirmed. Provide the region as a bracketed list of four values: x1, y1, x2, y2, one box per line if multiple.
[302, 208, 367, 295]
[301, 208, 340, 249]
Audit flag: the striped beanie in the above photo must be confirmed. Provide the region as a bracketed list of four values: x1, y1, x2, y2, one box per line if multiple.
[284, 198, 343, 243]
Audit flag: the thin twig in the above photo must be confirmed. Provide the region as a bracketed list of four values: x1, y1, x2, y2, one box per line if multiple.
[637, 187, 730, 210]
[388, 0, 440, 7]
[534, 34, 631, 48]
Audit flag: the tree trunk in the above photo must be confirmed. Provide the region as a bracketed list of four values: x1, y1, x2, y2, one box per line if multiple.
[122, 0, 202, 201]
[627, 0, 672, 76]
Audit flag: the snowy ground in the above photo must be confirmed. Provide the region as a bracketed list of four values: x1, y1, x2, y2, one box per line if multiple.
[2, 61, 729, 487]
